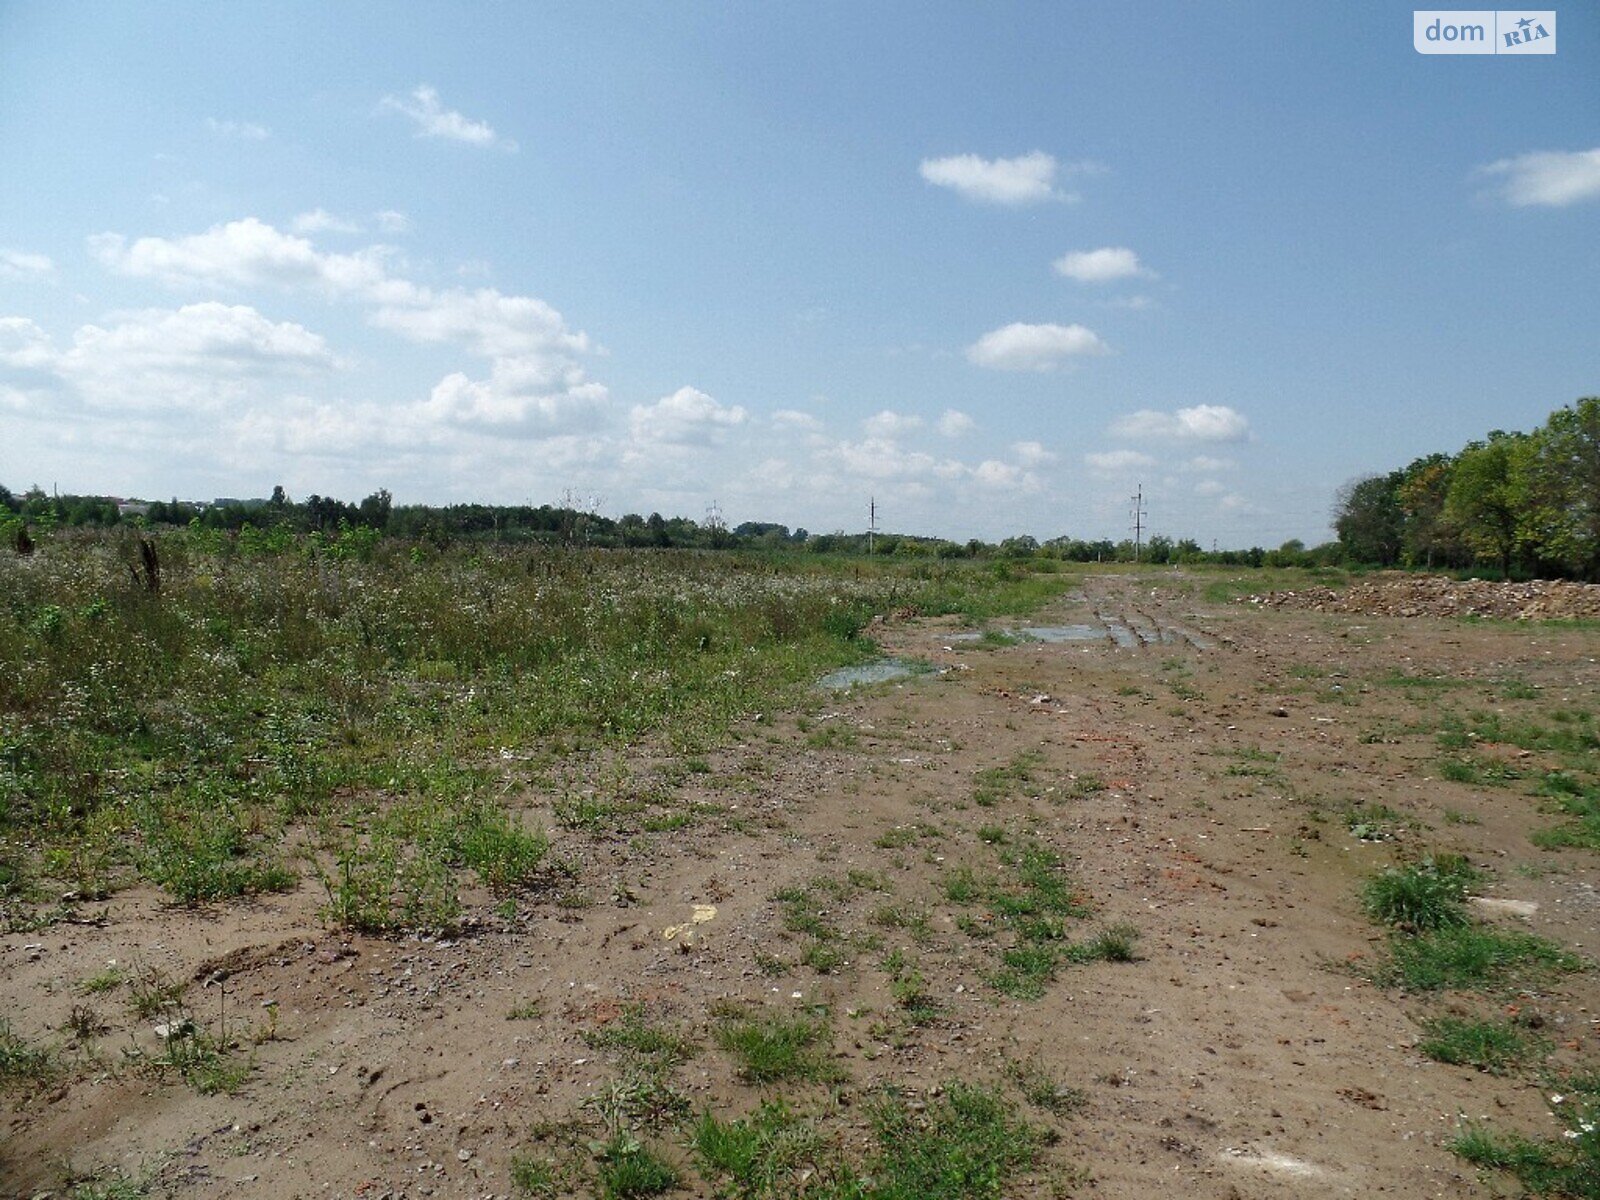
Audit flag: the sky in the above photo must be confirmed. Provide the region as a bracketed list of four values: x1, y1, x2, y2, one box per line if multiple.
[0, 2, 1595, 546]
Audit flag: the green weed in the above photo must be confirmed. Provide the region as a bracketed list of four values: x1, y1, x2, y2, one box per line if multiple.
[1451, 1070, 1600, 1195]
[1362, 856, 1478, 931]
[1416, 1016, 1540, 1074]
[714, 1011, 834, 1084]
[1372, 925, 1582, 993]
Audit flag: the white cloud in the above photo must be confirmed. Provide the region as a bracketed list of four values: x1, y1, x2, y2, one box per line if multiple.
[1111, 404, 1249, 443]
[1194, 479, 1227, 497]
[1011, 440, 1057, 466]
[205, 117, 270, 141]
[369, 285, 592, 359]
[380, 85, 516, 151]
[1185, 455, 1235, 472]
[7, 303, 337, 416]
[87, 216, 608, 453]
[1085, 449, 1156, 472]
[420, 360, 608, 438]
[966, 322, 1108, 371]
[919, 151, 1069, 206]
[863, 409, 923, 438]
[1479, 148, 1600, 207]
[973, 460, 1027, 489]
[0, 250, 54, 280]
[1099, 294, 1155, 311]
[1052, 247, 1156, 284]
[90, 218, 392, 294]
[292, 209, 362, 234]
[630, 386, 747, 446]
[937, 409, 976, 438]
[375, 210, 412, 234]
[0, 317, 56, 370]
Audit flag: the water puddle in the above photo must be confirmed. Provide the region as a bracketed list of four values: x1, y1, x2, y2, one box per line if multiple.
[817, 659, 920, 689]
[1017, 624, 1105, 643]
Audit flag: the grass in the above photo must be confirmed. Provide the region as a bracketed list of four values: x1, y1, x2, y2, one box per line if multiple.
[714, 1010, 835, 1084]
[1370, 924, 1582, 993]
[595, 1135, 679, 1199]
[1006, 1057, 1087, 1116]
[3, 535, 1067, 932]
[938, 840, 1113, 1000]
[0, 1019, 52, 1088]
[1344, 803, 1407, 841]
[1533, 772, 1600, 850]
[1416, 1016, 1541, 1074]
[584, 1006, 695, 1065]
[1362, 856, 1477, 931]
[1451, 1069, 1600, 1195]
[692, 1083, 1049, 1200]
[972, 750, 1045, 808]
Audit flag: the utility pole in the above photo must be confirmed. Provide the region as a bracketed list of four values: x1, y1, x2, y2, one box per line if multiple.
[867, 496, 878, 556]
[1130, 484, 1147, 562]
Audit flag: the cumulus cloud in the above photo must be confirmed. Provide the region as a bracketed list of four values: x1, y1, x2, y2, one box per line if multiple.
[375, 210, 412, 234]
[1085, 449, 1156, 472]
[1479, 148, 1600, 207]
[965, 322, 1108, 371]
[205, 117, 270, 140]
[90, 218, 392, 294]
[1053, 246, 1156, 284]
[937, 409, 975, 438]
[369, 285, 592, 359]
[1194, 479, 1227, 497]
[5, 303, 336, 416]
[1011, 440, 1057, 466]
[420, 360, 608, 437]
[380, 85, 516, 151]
[630, 386, 747, 447]
[292, 209, 362, 234]
[919, 151, 1069, 206]
[0, 250, 54, 280]
[86, 216, 609, 453]
[0, 316, 57, 371]
[1111, 404, 1249, 443]
[973, 460, 1028, 489]
[863, 409, 923, 438]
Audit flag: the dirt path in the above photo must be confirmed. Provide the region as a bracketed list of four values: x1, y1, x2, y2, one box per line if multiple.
[6, 571, 1599, 1197]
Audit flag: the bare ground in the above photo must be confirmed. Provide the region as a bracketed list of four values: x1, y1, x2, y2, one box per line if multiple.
[6, 571, 1600, 1198]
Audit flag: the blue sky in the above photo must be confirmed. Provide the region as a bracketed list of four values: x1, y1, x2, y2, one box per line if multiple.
[0, 2, 1595, 545]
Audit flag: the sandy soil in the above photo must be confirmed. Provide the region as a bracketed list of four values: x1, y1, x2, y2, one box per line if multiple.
[6, 571, 1599, 1198]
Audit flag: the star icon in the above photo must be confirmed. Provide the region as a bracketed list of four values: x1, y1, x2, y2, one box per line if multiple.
[1516, 16, 1533, 29]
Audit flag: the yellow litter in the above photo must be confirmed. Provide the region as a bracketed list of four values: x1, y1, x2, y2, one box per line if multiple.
[663, 904, 718, 941]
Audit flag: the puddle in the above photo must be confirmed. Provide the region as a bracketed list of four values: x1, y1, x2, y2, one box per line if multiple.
[1017, 624, 1105, 643]
[817, 659, 920, 689]
[1097, 615, 1142, 649]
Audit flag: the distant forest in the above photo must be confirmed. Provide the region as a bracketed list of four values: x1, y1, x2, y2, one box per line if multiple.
[0, 481, 1335, 568]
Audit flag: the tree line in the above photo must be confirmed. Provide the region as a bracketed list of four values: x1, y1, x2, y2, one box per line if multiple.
[0, 482, 1339, 566]
[1334, 397, 1600, 579]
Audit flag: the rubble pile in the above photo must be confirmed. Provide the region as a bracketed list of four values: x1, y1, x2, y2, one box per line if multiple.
[1250, 573, 1600, 620]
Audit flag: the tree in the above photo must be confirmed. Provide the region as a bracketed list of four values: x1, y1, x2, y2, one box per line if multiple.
[1334, 473, 1404, 565]
[1444, 433, 1530, 579]
[1527, 398, 1600, 578]
[357, 488, 393, 530]
[1396, 454, 1460, 568]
